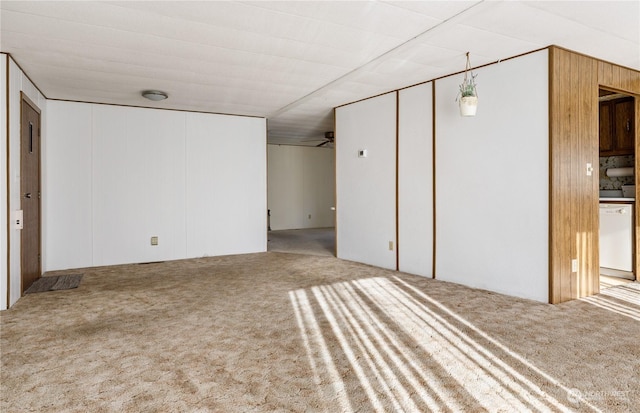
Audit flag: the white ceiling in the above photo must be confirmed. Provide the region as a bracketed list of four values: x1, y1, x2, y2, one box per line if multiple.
[1, 1, 638, 146]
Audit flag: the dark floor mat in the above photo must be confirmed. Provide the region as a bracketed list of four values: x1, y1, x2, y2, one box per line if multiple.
[24, 275, 83, 294]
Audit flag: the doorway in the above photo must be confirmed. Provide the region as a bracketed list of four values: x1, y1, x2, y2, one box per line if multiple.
[597, 88, 636, 288]
[266, 143, 336, 256]
[20, 93, 42, 294]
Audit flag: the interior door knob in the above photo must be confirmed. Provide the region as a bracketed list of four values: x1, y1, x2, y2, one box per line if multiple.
[24, 193, 31, 199]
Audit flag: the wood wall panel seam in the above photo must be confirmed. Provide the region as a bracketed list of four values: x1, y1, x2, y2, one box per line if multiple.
[432, 81, 437, 280]
[548, 46, 556, 303]
[333, 107, 338, 258]
[395, 91, 399, 272]
[5, 55, 10, 309]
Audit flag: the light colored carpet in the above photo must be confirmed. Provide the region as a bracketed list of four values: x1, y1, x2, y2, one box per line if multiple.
[268, 228, 335, 257]
[1, 252, 639, 412]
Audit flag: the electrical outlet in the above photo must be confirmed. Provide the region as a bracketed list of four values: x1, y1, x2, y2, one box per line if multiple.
[571, 259, 578, 273]
[151, 236, 158, 246]
[389, 241, 394, 251]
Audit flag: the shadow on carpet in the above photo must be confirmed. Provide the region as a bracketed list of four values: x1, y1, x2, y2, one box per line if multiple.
[24, 275, 83, 294]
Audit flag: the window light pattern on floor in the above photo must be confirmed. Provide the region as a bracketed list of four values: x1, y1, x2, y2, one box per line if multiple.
[290, 276, 609, 412]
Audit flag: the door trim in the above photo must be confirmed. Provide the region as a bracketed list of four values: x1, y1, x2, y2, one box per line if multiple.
[20, 92, 41, 115]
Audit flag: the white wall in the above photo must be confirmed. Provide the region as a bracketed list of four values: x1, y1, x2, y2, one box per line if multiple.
[335, 92, 397, 270]
[44, 102, 93, 270]
[332, 51, 549, 302]
[434, 50, 549, 302]
[45, 101, 266, 271]
[267, 144, 335, 230]
[0, 54, 7, 310]
[91, 105, 188, 266]
[5, 57, 47, 309]
[185, 112, 266, 257]
[398, 83, 433, 278]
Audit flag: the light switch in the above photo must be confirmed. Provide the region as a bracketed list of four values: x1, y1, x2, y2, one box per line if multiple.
[150, 236, 158, 246]
[586, 163, 593, 176]
[358, 149, 367, 158]
[15, 210, 23, 230]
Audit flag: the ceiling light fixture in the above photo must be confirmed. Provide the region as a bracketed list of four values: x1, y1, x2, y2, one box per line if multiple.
[141, 90, 168, 101]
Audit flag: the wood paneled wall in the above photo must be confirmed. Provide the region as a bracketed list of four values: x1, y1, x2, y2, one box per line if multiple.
[549, 46, 640, 303]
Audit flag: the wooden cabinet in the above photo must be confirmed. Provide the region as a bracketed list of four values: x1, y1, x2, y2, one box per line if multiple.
[599, 97, 635, 156]
[613, 98, 635, 153]
[599, 102, 613, 152]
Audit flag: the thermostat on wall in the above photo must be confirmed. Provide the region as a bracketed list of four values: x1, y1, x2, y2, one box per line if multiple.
[358, 149, 367, 158]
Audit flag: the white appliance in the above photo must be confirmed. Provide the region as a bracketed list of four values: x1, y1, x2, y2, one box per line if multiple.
[600, 203, 634, 279]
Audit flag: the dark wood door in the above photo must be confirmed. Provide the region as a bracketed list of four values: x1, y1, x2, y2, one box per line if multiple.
[21, 94, 42, 294]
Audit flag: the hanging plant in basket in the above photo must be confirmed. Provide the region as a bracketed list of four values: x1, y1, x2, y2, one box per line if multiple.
[457, 52, 478, 117]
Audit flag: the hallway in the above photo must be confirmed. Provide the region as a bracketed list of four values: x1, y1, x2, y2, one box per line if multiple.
[267, 227, 335, 257]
